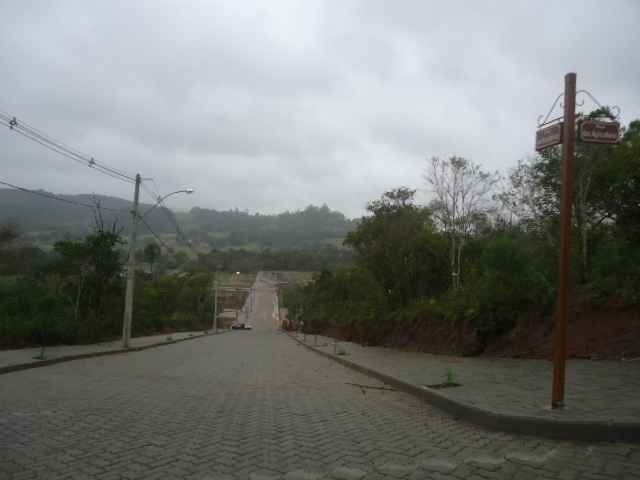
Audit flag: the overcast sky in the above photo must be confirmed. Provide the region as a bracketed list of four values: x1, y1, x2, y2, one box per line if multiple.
[2, 1, 639, 218]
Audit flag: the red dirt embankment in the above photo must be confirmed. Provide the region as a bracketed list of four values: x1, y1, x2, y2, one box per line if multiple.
[384, 305, 640, 360]
[486, 305, 640, 360]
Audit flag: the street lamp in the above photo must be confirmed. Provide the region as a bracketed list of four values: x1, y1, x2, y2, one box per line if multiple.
[142, 189, 195, 218]
[122, 186, 195, 348]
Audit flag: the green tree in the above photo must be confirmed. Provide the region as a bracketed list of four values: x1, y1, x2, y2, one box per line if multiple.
[592, 119, 640, 241]
[143, 243, 161, 275]
[53, 215, 123, 339]
[501, 110, 622, 282]
[345, 187, 448, 308]
[0, 224, 18, 245]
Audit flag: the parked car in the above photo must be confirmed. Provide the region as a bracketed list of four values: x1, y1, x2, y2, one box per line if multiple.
[231, 322, 252, 330]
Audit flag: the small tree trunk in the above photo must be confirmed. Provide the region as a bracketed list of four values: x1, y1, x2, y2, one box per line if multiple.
[581, 221, 588, 281]
[74, 273, 85, 325]
[456, 239, 464, 289]
[450, 235, 457, 289]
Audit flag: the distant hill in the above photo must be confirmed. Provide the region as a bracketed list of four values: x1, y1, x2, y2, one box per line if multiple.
[0, 189, 177, 237]
[0, 189, 356, 249]
[187, 204, 357, 249]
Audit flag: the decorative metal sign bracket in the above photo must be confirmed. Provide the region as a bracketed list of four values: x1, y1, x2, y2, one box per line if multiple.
[538, 90, 620, 128]
[537, 92, 564, 127]
[575, 90, 620, 120]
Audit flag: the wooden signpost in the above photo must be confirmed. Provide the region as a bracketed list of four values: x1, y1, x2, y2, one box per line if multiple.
[535, 73, 620, 409]
[551, 73, 577, 409]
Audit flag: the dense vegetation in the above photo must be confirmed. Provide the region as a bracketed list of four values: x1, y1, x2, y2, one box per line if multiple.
[283, 116, 640, 353]
[0, 216, 215, 349]
[192, 245, 352, 273]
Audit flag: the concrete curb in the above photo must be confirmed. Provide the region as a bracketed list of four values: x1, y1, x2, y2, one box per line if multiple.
[0, 331, 226, 376]
[289, 333, 640, 443]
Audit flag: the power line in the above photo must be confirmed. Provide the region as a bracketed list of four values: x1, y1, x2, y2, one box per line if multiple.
[0, 116, 135, 185]
[158, 201, 197, 254]
[140, 181, 159, 204]
[0, 111, 134, 179]
[140, 177, 161, 200]
[138, 215, 172, 252]
[0, 110, 136, 184]
[0, 107, 196, 254]
[149, 179, 162, 198]
[0, 178, 129, 213]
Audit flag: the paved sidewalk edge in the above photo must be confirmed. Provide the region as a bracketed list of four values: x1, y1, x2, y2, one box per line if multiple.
[289, 333, 640, 443]
[0, 331, 227, 376]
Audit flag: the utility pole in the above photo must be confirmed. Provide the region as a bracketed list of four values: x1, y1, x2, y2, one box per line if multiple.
[552, 72, 577, 408]
[122, 173, 142, 348]
[213, 283, 218, 333]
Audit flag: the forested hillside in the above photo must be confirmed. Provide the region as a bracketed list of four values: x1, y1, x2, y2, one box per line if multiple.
[0, 190, 356, 249]
[0, 190, 177, 238]
[188, 204, 356, 248]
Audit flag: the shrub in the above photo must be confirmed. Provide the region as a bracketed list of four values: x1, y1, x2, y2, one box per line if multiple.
[591, 237, 640, 303]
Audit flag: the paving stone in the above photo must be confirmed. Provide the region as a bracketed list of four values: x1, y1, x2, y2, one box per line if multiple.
[249, 473, 282, 480]
[376, 463, 417, 477]
[419, 458, 458, 473]
[283, 470, 324, 480]
[463, 456, 505, 471]
[505, 450, 553, 466]
[330, 466, 367, 480]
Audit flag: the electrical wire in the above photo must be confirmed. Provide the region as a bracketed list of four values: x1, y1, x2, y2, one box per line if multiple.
[140, 182, 159, 204]
[0, 179, 130, 213]
[1, 108, 198, 255]
[138, 215, 172, 252]
[158, 202, 197, 253]
[149, 179, 162, 198]
[0, 110, 128, 175]
[0, 110, 136, 184]
[0, 117, 135, 185]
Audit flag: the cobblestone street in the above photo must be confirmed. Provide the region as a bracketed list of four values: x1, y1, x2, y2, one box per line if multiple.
[1, 274, 639, 479]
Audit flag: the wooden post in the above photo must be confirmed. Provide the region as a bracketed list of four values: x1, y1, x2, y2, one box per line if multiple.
[552, 72, 576, 408]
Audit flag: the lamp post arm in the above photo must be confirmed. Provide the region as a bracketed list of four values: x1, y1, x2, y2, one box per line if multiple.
[141, 190, 193, 218]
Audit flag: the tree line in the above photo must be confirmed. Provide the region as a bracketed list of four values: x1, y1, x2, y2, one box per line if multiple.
[0, 190, 356, 251]
[0, 215, 211, 348]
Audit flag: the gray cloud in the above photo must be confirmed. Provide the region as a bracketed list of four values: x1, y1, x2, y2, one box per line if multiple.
[2, 0, 639, 217]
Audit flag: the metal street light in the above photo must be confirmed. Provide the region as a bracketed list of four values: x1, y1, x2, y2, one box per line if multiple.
[141, 189, 195, 218]
[122, 185, 194, 348]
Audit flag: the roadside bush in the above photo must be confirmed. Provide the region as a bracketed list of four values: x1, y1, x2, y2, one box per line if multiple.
[134, 273, 212, 335]
[591, 237, 640, 303]
[283, 266, 389, 343]
[473, 234, 553, 337]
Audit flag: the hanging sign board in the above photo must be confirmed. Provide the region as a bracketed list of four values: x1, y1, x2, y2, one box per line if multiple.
[578, 120, 620, 144]
[535, 122, 563, 151]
